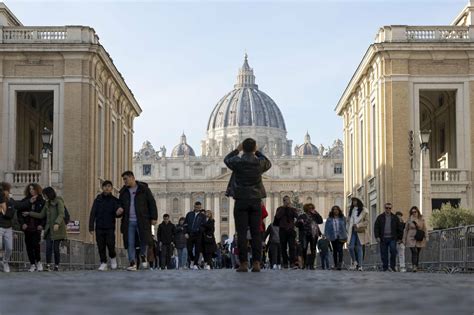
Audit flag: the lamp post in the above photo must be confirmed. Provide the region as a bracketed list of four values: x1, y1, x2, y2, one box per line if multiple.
[40, 127, 52, 187]
[419, 130, 431, 223]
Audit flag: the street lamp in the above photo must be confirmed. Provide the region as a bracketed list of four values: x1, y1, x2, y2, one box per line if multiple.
[419, 129, 431, 150]
[40, 127, 52, 187]
[419, 129, 431, 222]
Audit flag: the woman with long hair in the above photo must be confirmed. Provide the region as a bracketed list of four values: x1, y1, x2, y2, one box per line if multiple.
[0, 182, 15, 273]
[23, 187, 66, 271]
[201, 210, 217, 270]
[17, 183, 46, 272]
[296, 203, 323, 269]
[347, 197, 370, 271]
[324, 205, 347, 270]
[403, 206, 428, 272]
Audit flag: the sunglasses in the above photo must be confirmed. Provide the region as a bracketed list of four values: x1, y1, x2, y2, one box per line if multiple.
[385, 207, 392, 209]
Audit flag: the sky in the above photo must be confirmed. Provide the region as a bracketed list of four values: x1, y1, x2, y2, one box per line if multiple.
[5, 0, 467, 153]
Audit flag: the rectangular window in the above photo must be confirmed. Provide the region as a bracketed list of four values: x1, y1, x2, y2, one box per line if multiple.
[334, 163, 343, 174]
[281, 167, 291, 176]
[305, 167, 313, 176]
[221, 217, 228, 222]
[372, 103, 376, 175]
[360, 119, 364, 182]
[143, 164, 151, 176]
[193, 168, 203, 176]
[97, 104, 104, 177]
[221, 167, 228, 175]
[111, 120, 117, 182]
[172, 168, 179, 176]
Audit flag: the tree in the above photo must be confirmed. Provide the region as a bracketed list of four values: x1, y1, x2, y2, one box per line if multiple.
[430, 203, 474, 230]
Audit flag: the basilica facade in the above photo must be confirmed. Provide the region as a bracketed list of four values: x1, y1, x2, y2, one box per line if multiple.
[133, 55, 344, 240]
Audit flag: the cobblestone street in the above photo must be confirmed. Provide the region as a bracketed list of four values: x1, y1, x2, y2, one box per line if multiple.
[0, 269, 472, 315]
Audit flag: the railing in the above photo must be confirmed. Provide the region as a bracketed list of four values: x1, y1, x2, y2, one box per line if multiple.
[376, 25, 474, 43]
[0, 26, 99, 44]
[7, 225, 474, 272]
[413, 169, 469, 183]
[430, 169, 468, 182]
[8, 170, 41, 184]
[330, 225, 474, 273]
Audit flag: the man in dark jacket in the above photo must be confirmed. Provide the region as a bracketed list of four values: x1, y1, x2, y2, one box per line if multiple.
[157, 214, 176, 269]
[89, 180, 123, 271]
[184, 201, 206, 269]
[224, 138, 271, 272]
[374, 202, 402, 271]
[275, 196, 299, 269]
[0, 183, 15, 273]
[119, 171, 158, 271]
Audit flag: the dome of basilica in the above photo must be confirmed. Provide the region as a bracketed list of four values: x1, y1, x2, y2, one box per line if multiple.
[295, 132, 319, 156]
[171, 133, 196, 157]
[207, 54, 286, 132]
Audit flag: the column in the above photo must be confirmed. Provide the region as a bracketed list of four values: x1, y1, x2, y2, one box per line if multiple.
[206, 193, 212, 211]
[213, 193, 221, 242]
[265, 192, 273, 225]
[229, 197, 235, 237]
[420, 148, 432, 230]
[184, 193, 191, 212]
[273, 192, 280, 214]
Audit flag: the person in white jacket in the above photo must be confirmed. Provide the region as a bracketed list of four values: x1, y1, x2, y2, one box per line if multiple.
[346, 197, 370, 271]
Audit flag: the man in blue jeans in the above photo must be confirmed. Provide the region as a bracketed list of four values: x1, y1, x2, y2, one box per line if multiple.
[119, 171, 158, 271]
[373, 202, 402, 271]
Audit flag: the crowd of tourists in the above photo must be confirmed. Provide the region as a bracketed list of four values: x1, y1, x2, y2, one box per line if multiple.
[0, 138, 428, 273]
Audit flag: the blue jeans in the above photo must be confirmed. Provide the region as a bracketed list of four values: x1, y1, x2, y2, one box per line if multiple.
[349, 230, 363, 265]
[380, 237, 397, 270]
[0, 227, 13, 262]
[127, 220, 147, 263]
[177, 248, 188, 269]
[320, 252, 330, 269]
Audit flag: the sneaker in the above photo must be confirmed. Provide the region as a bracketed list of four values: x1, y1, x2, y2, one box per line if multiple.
[98, 263, 108, 271]
[388, 267, 395, 272]
[204, 264, 211, 270]
[192, 265, 199, 270]
[45, 264, 52, 272]
[28, 264, 37, 272]
[127, 262, 137, 271]
[412, 266, 418, 273]
[2, 262, 10, 273]
[53, 265, 59, 272]
[277, 265, 282, 270]
[400, 267, 407, 273]
[272, 264, 277, 270]
[140, 256, 148, 270]
[36, 262, 43, 272]
[110, 257, 117, 270]
[357, 266, 363, 271]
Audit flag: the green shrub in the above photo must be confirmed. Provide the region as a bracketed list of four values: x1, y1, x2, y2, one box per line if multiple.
[430, 203, 474, 229]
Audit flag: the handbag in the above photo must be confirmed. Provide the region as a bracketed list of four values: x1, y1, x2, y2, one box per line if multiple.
[413, 221, 425, 242]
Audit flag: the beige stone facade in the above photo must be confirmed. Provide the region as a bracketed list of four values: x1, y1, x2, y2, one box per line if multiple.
[335, 1, 474, 235]
[0, 4, 141, 242]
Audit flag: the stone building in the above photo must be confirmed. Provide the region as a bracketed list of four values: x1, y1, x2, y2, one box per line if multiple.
[0, 4, 141, 241]
[134, 55, 344, 241]
[335, 0, 474, 232]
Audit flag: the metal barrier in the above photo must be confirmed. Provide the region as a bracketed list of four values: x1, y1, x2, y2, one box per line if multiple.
[2, 225, 474, 272]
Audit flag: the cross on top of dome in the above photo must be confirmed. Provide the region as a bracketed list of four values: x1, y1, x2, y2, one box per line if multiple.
[235, 53, 258, 89]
